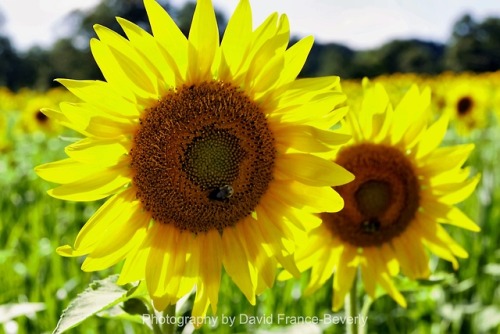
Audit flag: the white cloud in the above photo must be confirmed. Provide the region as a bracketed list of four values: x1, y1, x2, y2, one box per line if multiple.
[0, 0, 100, 50]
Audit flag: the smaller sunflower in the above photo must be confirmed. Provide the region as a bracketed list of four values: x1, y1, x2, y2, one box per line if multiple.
[0, 87, 17, 112]
[0, 110, 7, 151]
[17, 89, 74, 135]
[443, 76, 490, 136]
[284, 79, 480, 310]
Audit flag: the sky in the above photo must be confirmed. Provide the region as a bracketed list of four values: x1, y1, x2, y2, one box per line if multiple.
[1, 0, 499, 51]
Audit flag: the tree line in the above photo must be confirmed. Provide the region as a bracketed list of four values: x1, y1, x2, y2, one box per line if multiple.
[1, 0, 499, 91]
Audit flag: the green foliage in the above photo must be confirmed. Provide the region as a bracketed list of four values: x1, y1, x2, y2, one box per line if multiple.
[0, 36, 35, 90]
[301, 42, 355, 78]
[53, 276, 142, 334]
[445, 15, 500, 72]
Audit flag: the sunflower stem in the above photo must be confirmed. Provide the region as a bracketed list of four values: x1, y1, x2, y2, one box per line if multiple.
[345, 271, 359, 334]
[359, 295, 373, 334]
[148, 307, 163, 334]
[160, 303, 177, 334]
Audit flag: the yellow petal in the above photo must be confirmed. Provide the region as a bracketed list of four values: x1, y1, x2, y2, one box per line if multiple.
[271, 180, 344, 213]
[424, 200, 480, 231]
[391, 231, 430, 279]
[284, 76, 341, 102]
[421, 144, 474, 175]
[187, 0, 219, 82]
[390, 85, 425, 145]
[357, 82, 390, 140]
[416, 214, 468, 268]
[58, 102, 137, 138]
[198, 230, 222, 313]
[416, 113, 449, 159]
[146, 223, 178, 297]
[221, 226, 256, 304]
[89, 38, 136, 101]
[35, 159, 105, 184]
[56, 79, 140, 118]
[116, 17, 176, 90]
[165, 231, 194, 300]
[56, 188, 136, 256]
[47, 164, 131, 201]
[401, 87, 431, 148]
[272, 122, 351, 153]
[375, 272, 407, 308]
[144, 0, 188, 78]
[192, 284, 210, 325]
[435, 174, 480, 205]
[276, 153, 354, 187]
[250, 54, 284, 96]
[82, 204, 150, 271]
[219, 0, 252, 80]
[305, 248, 336, 294]
[332, 245, 358, 311]
[40, 108, 86, 136]
[271, 92, 346, 124]
[359, 251, 377, 298]
[94, 24, 158, 96]
[117, 235, 151, 285]
[379, 243, 400, 276]
[278, 35, 314, 86]
[65, 137, 130, 166]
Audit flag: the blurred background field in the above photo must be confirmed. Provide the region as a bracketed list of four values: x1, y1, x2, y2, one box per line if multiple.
[1, 0, 500, 333]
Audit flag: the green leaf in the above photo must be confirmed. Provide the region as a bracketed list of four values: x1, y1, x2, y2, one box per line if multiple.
[415, 272, 456, 286]
[97, 303, 147, 326]
[53, 275, 138, 334]
[0, 303, 45, 323]
[122, 298, 149, 316]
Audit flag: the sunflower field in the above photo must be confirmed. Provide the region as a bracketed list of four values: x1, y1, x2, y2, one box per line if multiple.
[1, 70, 499, 334]
[1, 0, 500, 333]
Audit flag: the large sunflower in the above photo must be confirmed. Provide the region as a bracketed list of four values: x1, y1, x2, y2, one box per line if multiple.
[35, 0, 353, 319]
[287, 79, 480, 310]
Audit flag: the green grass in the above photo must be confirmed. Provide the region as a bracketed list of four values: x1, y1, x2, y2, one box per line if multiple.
[1, 102, 499, 334]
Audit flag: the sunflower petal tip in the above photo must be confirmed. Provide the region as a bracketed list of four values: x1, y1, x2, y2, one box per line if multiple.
[399, 298, 408, 308]
[56, 245, 75, 256]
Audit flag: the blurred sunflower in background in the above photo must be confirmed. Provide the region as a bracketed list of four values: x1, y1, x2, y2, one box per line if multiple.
[284, 79, 480, 310]
[35, 0, 354, 320]
[19, 94, 61, 135]
[0, 89, 16, 151]
[0, 87, 17, 112]
[478, 71, 500, 125]
[0, 110, 7, 151]
[442, 75, 491, 135]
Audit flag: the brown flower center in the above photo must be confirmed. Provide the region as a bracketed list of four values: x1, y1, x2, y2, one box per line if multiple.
[130, 81, 275, 233]
[456, 96, 473, 116]
[323, 143, 420, 247]
[35, 110, 49, 124]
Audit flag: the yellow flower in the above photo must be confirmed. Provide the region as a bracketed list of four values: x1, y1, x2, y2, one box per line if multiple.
[287, 79, 480, 310]
[442, 75, 490, 135]
[35, 0, 353, 320]
[18, 91, 66, 135]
